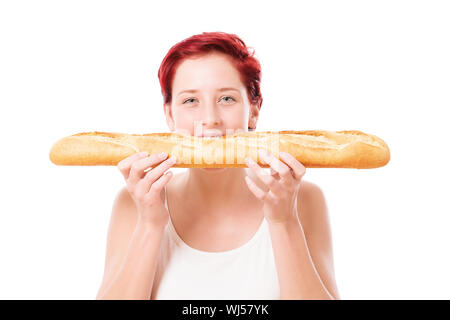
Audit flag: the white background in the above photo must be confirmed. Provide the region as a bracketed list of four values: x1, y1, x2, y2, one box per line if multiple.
[1, 0, 449, 299]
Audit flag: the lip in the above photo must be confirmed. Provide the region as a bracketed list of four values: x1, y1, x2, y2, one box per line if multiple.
[200, 135, 224, 139]
[197, 132, 225, 138]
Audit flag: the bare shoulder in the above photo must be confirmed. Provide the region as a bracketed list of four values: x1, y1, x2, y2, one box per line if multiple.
[115, 185, 134, 206]
[297, 180, 327, 225]
[107, 186, 139, 248]
[298, 179, 319, 194]
[295, 180, 329, 237]
[106, 186, 141, 249]
[96, 186, 140, 298]
[296, 180, 340, 299]
[112, 186, 138, 225]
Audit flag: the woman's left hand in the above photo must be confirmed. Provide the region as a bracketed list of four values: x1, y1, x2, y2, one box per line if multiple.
[245, 149, 306, 225]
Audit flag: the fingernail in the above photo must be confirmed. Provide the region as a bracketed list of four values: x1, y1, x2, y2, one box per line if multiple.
[140, 151, 149, 156]
[159, 152, 168, 158]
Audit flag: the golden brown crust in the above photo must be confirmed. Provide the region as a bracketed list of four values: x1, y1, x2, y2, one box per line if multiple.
[49, 130, 390, 169]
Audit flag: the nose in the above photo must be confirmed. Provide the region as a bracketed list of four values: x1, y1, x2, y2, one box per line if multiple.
[200, 102, 222, 128]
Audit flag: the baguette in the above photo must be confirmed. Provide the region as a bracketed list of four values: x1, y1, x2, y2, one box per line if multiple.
[49, 130, 390, 169]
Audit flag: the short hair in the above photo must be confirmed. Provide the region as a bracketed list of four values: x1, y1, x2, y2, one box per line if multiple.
[158, 31, 263, 111]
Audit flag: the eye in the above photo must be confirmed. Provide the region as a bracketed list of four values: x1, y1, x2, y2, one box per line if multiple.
[182, 98, 196, 104]
[221, 96, 236, 103]
[183, 96, 236, 104]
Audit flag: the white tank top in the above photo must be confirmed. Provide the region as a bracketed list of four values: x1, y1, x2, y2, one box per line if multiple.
[151, 184, 280, 300]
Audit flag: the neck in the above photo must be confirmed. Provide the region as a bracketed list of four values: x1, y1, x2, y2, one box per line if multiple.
[181, 167, 252, 212]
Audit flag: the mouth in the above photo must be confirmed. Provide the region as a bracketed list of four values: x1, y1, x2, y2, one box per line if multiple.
[197, 131, 226, 139]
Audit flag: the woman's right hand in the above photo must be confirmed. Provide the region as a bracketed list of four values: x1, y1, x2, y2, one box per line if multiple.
[117, 151, 176, 227]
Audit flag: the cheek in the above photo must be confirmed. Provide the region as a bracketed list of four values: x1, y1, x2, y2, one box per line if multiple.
[223, 108, 247, 126]
[173, 106, 247, 132]
[173, 108, 196, 129]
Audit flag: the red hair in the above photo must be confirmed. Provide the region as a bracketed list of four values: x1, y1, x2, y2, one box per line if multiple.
[158, 31, 263, 110]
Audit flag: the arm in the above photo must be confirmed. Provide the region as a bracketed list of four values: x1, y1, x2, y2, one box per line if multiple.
[268, 182, 340, 300]
[96, 187, 165, 300]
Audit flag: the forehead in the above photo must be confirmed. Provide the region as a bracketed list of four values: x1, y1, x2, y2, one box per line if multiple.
[172, 53, 244, 92]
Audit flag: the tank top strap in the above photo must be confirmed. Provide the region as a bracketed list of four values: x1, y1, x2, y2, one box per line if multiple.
[164, 184, 169, 211]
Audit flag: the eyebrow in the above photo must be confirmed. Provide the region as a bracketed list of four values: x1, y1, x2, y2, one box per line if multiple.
[176, 87, 240, 97]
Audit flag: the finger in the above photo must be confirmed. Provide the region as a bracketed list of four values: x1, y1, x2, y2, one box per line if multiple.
[128, 152, 169, 184]
[279, 152, 306, 180]
[147, 170, 173, 202]
[258, 149, 294, 183]
[117, 151, 149, 178]
[245, 157, 285, 197]
[245, 175, 267, 201]
[260, 154, 281, 180]
[245, 176, 280, 206]
[141, 156, 177, 193]
[269, 167, 280, 180]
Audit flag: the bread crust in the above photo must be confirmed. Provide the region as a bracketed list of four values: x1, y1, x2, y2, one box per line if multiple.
[49, 130, 390, 169]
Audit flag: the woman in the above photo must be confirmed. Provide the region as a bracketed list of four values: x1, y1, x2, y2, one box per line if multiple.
[96, 32, 340, 300]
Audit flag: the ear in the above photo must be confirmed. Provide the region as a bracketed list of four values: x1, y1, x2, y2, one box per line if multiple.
[164, 103, 176, 132]
[248, 102, 260, 131]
